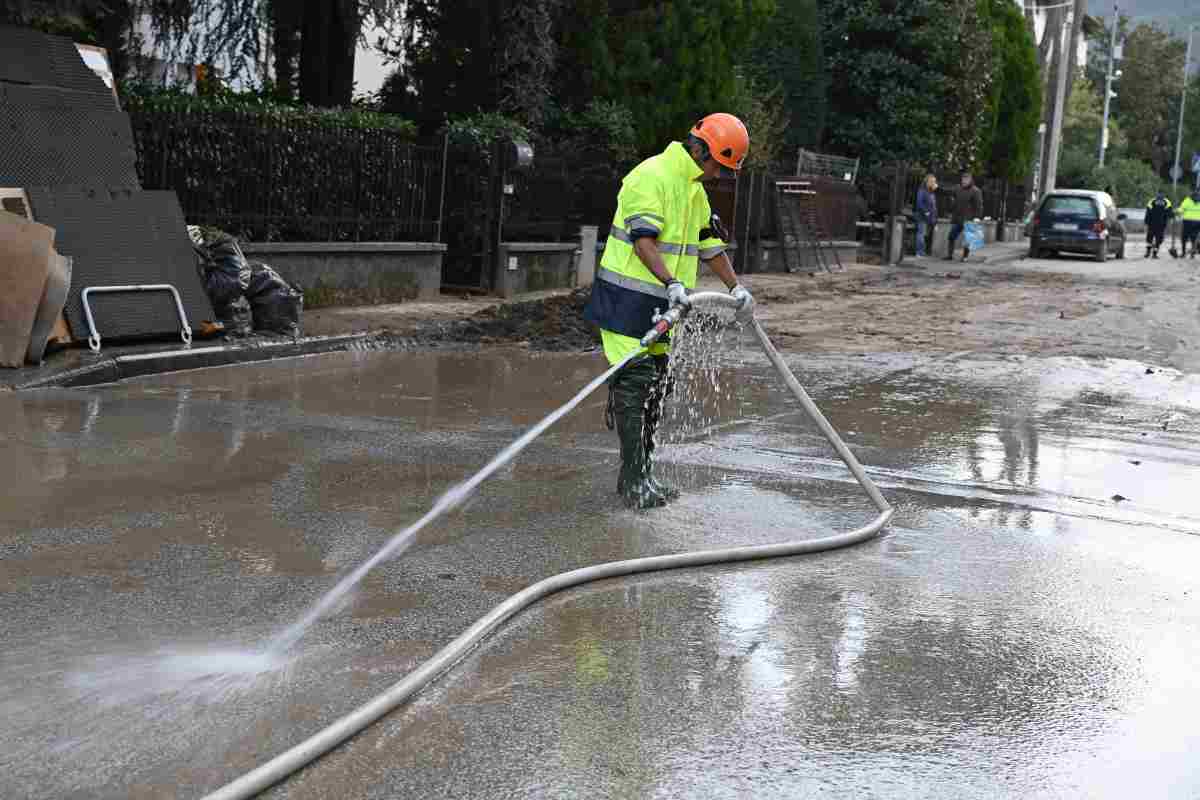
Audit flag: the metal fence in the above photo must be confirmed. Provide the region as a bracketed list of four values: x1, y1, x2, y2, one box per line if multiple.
[439, 142, 626, 289]
[127, 108, 447, 243]
[859, 164, 1027, 223]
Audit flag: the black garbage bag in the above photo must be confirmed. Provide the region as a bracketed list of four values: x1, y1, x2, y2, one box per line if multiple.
[245, 261, 303, 337]
[192, 228, 251, 309]
[217, 296, 253, 337]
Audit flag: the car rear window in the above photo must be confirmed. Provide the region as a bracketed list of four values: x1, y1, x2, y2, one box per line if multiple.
[1042, 196, 1098, 217]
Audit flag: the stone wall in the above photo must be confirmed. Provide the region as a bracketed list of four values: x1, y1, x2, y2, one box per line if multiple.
[493, 243, 580, 298]
[239, 242, 446, 308]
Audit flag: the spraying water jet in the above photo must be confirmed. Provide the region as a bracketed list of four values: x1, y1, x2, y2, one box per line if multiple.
[206, 292, 892, 799]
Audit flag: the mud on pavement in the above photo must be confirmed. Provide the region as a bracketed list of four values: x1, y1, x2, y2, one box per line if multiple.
[308, 260, 1200, 370]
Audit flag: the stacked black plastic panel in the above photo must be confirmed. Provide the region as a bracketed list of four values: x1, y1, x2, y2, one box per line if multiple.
[0, 24, 212, 342]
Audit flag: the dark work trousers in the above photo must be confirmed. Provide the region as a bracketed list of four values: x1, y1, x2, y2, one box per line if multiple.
[948, 222, 965, 251]
[1184, 221, 1200, 254]
[1147, 226, 1166, 252]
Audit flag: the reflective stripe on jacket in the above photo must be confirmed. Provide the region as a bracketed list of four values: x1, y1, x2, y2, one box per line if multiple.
[1145, 197, 1173, 229]
[583, 141, 726, 340]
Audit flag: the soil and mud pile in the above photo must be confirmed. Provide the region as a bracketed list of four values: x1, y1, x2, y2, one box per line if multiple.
[419, 287, 598, 351]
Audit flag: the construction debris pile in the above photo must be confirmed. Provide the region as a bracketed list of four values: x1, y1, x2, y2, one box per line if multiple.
[420, 287, 598, 351]
[0, 24, 302, 368]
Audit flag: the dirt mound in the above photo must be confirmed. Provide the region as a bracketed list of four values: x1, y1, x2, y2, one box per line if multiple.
[420, 287, 599, 351]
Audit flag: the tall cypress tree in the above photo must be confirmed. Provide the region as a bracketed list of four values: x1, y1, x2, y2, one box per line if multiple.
[743, 0, 825, 153]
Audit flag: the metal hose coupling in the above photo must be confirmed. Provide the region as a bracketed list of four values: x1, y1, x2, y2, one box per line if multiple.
[639, 304, 689, 348]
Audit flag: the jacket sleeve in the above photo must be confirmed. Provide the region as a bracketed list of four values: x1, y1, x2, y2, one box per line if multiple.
[972, 188, 983, 218]
[617, 176, 666, 239]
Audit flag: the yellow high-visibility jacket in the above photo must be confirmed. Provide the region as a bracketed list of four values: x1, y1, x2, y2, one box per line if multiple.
[1180, 196, 1200, 221]
[583, 141, 726, 364]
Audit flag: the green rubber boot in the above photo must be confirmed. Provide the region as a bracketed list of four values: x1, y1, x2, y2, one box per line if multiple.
[609, 357, 671, 509]
[642, 365, 679, 502]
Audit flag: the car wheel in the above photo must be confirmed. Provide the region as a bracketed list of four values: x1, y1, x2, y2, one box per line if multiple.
[1094, 240, 1108, 263]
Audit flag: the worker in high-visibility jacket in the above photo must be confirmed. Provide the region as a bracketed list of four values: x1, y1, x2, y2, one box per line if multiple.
[1179, 188, 1200, 258]
[583, 113, 754, 509]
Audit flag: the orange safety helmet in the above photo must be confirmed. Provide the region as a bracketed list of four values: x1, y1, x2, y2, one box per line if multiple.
[690, 113, 749, 171]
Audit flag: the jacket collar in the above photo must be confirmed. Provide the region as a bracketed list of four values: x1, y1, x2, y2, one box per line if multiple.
[663, 141, 705, 181]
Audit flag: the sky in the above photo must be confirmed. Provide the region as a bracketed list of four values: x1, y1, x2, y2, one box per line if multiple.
[354, 43, 391, 97]
[1088, 0, 1198, 31]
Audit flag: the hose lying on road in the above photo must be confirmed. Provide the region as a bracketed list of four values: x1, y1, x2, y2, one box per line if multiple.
[203, 292, 894, 800]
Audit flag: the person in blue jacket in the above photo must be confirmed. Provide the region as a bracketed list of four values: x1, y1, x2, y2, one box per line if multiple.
[915, 174, 938, 257]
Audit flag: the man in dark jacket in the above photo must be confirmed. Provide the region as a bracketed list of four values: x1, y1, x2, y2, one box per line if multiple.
[946, 172, 983, 262]
[1144, 190, 1174, 259]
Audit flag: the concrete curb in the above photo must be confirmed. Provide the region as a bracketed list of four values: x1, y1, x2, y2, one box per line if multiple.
[13, 333, 373, 390]
[980, 246, 1028, 266]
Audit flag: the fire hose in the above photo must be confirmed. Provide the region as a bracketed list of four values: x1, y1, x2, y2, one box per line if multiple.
[203, 291, 893, 799]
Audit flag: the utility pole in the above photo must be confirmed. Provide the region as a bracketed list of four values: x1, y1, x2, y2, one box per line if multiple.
[1044, 7, 1075, 193]
[1172, 25, 1194, 200]
[1098, 3, 1120, 167]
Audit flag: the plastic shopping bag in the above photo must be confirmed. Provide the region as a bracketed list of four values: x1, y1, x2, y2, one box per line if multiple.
[963, 222, 985, 253]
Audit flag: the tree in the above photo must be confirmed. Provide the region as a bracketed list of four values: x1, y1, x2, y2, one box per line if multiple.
[943, 0, 1000, 171]
[496, 0, 556, 129]
[1057, 77, 1125, 187]
[141, 0, 404, 107]
[728, 69, 791, 170]
[1112, 22, 1186, 174]
[574, 0, 774, 153]
[392, 0, 771, 150]
[1090, 157, 1161, 206]
[0, 0, 104, 21]
[3, 0, 141, 80]
[741, 0, 825, 154]
[385, 0, 559, 131]
[983, 0, 1042, 182]
[820, 0, 979, 168]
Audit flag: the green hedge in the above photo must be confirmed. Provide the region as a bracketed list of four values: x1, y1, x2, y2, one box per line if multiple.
[120, 84, 418, 135]
[121, 87, 439, 242]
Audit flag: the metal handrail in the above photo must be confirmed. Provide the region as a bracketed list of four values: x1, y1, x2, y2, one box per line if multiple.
[81, 284, 192, 352]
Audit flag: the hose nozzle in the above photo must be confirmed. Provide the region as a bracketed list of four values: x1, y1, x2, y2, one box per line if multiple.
[640, 305, 688, 348]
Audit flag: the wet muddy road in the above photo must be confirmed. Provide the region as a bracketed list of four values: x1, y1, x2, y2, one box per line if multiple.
[2, 342, 1199, 798]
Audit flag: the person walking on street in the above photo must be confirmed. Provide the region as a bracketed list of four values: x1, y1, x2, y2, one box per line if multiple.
[915, 175, 938, 257]
[1144, 189, 1174, 259]
[946, 172, 983, 262]
[583, 113, 755, 509]
[1179, 188, 1200, 258]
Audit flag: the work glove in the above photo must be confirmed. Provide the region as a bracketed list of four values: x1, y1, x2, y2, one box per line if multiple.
[730, 284, 754, 320]
[666, 279, 690, 310]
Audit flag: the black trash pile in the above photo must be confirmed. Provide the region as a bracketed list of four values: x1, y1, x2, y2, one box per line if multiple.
[190, 227, 303, 338]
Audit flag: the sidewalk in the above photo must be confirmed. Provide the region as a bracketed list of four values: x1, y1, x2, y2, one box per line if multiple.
[901, 237, 1028, 269]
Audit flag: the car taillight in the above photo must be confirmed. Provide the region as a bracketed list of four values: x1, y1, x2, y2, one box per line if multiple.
[1092, 220, 1106, 233]
[1033, 215, 1039, 227]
